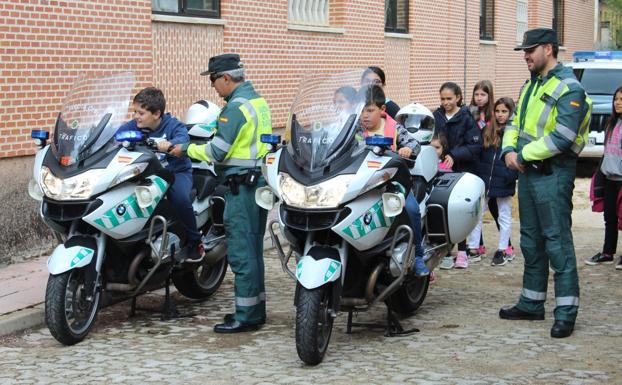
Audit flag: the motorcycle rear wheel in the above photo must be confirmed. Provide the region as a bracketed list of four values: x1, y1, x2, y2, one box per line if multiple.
[295, 285, 334, 366]
[387, 274, 429, 316]
[172, 256, 227, 299]
[45, 269, 101, 345]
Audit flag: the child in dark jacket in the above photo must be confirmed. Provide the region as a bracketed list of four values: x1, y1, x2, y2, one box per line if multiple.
[117, 87, 203, 262]
[434, 82, 482, 270]
[467, 97, 518, 266]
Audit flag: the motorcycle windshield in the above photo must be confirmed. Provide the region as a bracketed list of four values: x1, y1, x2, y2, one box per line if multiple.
[286, 69, 369, 172]
[52, 72, 135, 166]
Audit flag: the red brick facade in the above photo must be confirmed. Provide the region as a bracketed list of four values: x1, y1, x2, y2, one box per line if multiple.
[0, 0, 595, 158]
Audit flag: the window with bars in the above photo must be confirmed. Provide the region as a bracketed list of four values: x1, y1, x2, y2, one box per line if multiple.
[152, 0, 220, 18]
[516, 0, 528, 43]
[553, 0, 565, 46]
[480, 0, 494, 40]
[288, 0, 329, 26]
[385, 0, 409, 33]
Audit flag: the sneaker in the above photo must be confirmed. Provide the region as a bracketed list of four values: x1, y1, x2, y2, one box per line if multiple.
[584, 252, 614, 266]
[175, 240, 205, 264]
[504, 246, 515, 261]
[412, 256, 430, 277]
[439, 255, 454, 270]
[616, 258, 622, 270]
[467, 248, 482, 263]
[454, 251, 469, 269]
[429, 271, 437, 284]
[491, 250, 507, 266]
[478, 245, 487, 255]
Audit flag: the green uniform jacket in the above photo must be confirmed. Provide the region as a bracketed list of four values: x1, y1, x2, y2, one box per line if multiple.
[184, 81, 272, 177]
[502, 63, 591, 163]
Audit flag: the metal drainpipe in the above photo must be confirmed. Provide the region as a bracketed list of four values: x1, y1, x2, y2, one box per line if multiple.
[464, 0, 468, 92]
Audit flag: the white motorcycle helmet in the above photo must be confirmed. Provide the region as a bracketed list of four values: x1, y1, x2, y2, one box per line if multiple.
[185, 100, 221, 139]
[395, 103, 435, 144]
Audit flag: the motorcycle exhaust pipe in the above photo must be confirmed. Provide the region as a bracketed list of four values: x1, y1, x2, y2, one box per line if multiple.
[106, 282, 135, 291]
[365, 262, 385, 303]
[128, 249, 148, 286]
[203, 240, 226, 265]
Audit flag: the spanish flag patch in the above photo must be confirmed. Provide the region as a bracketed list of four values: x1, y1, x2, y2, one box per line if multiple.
[367, 160, 382, 169]
[569, 100, 581, 108]
[219, 116, 229, 123]
[266, 156, 275, 165]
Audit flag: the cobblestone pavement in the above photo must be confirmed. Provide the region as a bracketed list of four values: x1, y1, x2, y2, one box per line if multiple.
[1, 178, 621, 385]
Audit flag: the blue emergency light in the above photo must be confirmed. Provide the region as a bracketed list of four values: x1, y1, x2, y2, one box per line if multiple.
[365, 136, 393, 147]
[261, 134, 281, 144]
[573, 50, 622, 62]
[31, 130, 49, 140]
[115, 130, 143, 142]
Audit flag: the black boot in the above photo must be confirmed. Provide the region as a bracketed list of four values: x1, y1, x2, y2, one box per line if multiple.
[499, 306, 544, 320]
[550, 320, 574, 338]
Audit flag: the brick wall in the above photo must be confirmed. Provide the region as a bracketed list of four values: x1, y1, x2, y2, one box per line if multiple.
[0, 0, 596, 159]
[0, 0, 153, 158]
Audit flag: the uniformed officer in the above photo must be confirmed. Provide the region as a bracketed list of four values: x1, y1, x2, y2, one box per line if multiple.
[166, 53, 272, 333]
[500, 28, 592, 338]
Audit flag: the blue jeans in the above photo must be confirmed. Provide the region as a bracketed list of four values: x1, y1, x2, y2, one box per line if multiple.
[405, 192, 424, 258]
[167, 170, 201, 242]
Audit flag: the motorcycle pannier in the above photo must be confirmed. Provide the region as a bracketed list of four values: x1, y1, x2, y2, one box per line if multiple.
[426, 172, 484, 244]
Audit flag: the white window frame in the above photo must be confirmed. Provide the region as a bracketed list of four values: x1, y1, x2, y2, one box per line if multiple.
[288, 0, 329, 26]
[516, 0, 528, 43]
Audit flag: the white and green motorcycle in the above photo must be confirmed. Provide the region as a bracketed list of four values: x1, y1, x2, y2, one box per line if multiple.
[28, 73, 227, 345]
[257, 70, 484, 365]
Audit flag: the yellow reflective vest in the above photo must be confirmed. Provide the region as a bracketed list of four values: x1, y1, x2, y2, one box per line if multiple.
[502, 64, 592, 162]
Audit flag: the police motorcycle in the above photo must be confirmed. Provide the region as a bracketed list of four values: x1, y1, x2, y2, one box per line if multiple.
[28, 73, 228, 345]
[256, 70, 485, 365]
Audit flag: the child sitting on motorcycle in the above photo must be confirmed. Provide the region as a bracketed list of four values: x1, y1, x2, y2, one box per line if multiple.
[359, 85, 429, 277]
[117, 87, 204, 262]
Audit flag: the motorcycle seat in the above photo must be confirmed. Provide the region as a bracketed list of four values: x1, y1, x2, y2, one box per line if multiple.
[192, 172, 220, 201]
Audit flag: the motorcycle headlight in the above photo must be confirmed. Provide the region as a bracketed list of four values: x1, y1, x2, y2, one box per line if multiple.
[110, 162, 149, 188]
[40, 166, 105, 200]
[279, 172, 355, 209]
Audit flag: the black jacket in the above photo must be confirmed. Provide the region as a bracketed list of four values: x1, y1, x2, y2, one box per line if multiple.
[477, 137, 519, 198]
[433, 105, 481, 173]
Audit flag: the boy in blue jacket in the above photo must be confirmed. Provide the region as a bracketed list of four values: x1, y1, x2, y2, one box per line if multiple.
[118, 87, 203, 262]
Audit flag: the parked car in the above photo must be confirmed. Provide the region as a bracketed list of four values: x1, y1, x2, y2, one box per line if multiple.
[565, 51, 622, 158]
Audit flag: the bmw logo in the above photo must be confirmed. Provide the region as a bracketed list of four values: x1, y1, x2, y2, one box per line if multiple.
[363, 212, 373, 225]
[116, 204, 127, 216]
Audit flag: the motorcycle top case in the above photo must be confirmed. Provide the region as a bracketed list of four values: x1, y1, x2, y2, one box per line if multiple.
[426, 172, 484, 244]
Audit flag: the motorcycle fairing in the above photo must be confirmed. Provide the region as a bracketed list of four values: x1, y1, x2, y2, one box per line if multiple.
[332, 190, 395, 251]
[83, 175, 168, 239]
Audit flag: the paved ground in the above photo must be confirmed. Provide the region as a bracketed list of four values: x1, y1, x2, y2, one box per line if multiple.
[1, 176, 621, 384]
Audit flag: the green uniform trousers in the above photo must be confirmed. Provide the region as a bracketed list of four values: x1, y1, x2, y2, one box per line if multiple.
[516, 153, 580, 322]
[224, 177, 268, 324]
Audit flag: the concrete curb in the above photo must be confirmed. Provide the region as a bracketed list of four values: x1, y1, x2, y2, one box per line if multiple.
[0, 304, 44, 337]
[0, 233, 288, 337]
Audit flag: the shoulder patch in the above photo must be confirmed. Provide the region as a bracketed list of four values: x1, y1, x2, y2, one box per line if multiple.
[569, 100, 581, 108]
[219, 116, 229, 123]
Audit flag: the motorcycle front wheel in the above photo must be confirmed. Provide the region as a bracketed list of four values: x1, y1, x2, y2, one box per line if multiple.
[172, 256, 227, 299]
[45, 268, 101, 345]
[295, 284, 334, 366]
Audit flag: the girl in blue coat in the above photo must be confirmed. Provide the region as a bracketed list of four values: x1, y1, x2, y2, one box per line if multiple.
[467, 97, 518, 266]
[434, 82, 482, 269]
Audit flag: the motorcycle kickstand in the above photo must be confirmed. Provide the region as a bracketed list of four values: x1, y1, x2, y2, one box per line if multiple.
[384, 303, 419, 337]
